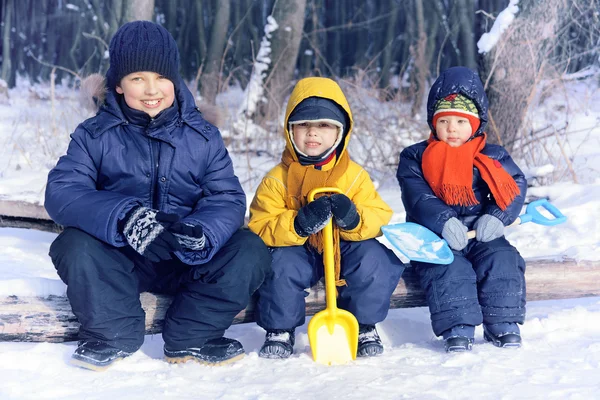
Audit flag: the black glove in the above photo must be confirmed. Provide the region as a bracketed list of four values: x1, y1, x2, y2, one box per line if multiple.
[169, 221, 206, 250]
[294, 196, 332, 237]
[122, 206, 182, 262]
[330, 193, 360, 230]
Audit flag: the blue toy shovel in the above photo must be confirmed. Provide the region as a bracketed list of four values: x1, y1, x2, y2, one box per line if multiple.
[381, 199, 567, 265]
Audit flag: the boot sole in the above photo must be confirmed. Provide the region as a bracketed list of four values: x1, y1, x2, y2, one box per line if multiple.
[258, 351, 293, 359]
[484, 332, 522, 348]
[165, 352, 245, 366]
[445, 344, 472, 353]
[70, 355, 126, 372]
[357, 344, 384, 357]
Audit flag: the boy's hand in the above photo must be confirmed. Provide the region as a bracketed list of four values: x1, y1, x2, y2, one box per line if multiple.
[294, 196, 332, 237]
[441, 217, 468, 251]
[122, 206, 182, 262]
[330, 194, 360, 230]
[474, 215, 504, 242]
[168, 221, 206, 250]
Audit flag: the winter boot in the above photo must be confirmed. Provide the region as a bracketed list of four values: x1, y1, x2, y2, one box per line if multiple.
[357, 324, 383, 357]
[442, 325, 475, 353]
[483, 323, 522, 348]
[164, 337, 245, 366]
[70, 341, 133, 371]
[259, 329, 295, 359]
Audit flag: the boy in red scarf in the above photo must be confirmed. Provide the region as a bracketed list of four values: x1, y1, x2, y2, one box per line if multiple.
[249, 77, 405, 359]
[396, 67, 528, 352]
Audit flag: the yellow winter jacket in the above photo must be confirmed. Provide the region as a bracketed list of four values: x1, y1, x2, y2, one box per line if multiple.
[248, 77, 392, 247]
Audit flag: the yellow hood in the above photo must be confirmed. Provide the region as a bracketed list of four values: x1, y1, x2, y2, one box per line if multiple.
[284, 77, 354, 163]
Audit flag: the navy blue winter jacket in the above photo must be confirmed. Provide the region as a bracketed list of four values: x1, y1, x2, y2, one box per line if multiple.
[396, 67, 527, 235]
[45, 79, 246, 265]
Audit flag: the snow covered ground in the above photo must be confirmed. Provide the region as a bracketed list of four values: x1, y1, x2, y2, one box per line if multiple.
[1, 296, 599, 400]
[1, 72, 599, 398]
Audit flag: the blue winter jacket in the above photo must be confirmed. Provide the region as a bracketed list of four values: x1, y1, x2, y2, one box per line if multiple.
[45, 79, 246, 265]
[396, 67, 527, 235]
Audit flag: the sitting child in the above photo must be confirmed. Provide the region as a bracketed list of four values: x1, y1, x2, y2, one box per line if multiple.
[396, 66, 528, 352]
[249, 77, 406, 359]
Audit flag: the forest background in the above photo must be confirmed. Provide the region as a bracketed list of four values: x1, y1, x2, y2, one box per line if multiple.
[0, 0, 599, 191]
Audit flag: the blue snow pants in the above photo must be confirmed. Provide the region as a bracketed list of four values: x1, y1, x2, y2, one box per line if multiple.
[255, 239, 405, 330]
[412, 237, 526, 336]
[49, 227, 271, 353]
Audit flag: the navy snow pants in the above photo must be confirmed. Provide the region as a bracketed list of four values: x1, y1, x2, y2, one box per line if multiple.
[50, 227, 271, 353]
[412, 237, 526, 336]
[256, 239, 405, 330]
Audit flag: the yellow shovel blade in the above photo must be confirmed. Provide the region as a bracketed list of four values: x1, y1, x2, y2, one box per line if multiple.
[308, 309, 359, 365]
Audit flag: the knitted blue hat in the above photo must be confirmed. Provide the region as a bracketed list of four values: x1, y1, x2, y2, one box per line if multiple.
[106, 21, 180, 89]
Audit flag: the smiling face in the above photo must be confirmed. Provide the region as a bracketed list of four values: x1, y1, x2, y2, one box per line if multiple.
[116, 71, 175, 118]
[435, 115, 474, 147]
[291, 121, 339, 156]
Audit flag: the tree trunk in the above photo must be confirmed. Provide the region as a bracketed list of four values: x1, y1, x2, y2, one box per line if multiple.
[194, 0, 207, 68]
[380, 4, 399, 90]
[479, 0, 564, 153]
[1, 0, 13, 86]
[124, 0, 155, 22]
[261, 0, 307, 115]
[409, 0, 428, 117]
[199, 0, 231, 103]
[456, 0, 476, 69]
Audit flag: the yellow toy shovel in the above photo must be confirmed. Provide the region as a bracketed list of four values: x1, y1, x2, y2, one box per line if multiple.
[307, 187, 359, 365]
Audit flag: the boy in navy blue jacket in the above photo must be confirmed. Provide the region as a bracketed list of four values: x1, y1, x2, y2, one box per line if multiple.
[45, 21, 270, 370]
[396, 67, 527, 352]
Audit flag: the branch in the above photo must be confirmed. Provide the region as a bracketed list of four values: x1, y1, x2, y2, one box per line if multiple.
[27, 51, 81, 81]
[82, 31, 109, 52]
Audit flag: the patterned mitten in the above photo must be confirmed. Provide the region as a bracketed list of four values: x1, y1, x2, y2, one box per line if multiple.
[122, 207, 181, 262]
[169, 221, 206, 250]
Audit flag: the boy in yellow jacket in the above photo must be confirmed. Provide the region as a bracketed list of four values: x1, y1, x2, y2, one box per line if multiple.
[249, 77, 405, 359]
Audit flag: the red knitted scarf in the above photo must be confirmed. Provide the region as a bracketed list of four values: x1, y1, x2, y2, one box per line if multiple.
[421, 133, 520, 210]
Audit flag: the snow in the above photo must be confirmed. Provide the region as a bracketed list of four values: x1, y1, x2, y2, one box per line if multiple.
[477, 0, 520, 54]
[238, 15, 278, 119]
[1, 65, 600, 400]
[1, 296, 599, 399]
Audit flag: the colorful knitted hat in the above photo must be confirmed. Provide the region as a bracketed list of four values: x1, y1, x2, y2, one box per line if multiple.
[106, 21, 180, 89]
[433, 93, 481, 135]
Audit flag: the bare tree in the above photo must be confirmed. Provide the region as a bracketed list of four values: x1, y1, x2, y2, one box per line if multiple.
[380, 4, 399, 90]
[408, 0, 429, 116]
[456, 0, 476, 69]
[1, 0, 13, 86]
[261, 0, 307, 116]
[200, 0, 231, 103]
[480, 0, 564, 153]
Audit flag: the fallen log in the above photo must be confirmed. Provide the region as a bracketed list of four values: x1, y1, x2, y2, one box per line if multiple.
[0, 199, 62, 233]
[1, 259, 598, 342]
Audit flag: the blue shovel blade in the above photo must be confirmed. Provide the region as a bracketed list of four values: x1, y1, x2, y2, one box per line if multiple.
[381, 223, 454, 265]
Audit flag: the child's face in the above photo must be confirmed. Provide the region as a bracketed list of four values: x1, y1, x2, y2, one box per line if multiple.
[435, 115, 473, 147]
[116, 72, 175, 118]
[292, 121, 339, 156]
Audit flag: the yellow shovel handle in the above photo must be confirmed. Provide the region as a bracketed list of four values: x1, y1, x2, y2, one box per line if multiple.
[307, 187, 342, 202]
[308, 187, 343, 313]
